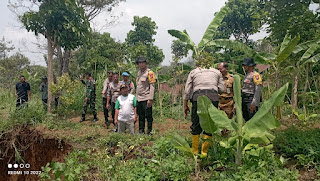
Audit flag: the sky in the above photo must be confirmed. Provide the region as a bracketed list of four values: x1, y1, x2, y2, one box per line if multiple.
[0, 0, 267, 66]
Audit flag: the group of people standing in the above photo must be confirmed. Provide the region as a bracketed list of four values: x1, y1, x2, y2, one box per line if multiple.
[14, 56, 263, 150]
[184, 57, 262, 157]
[80, 56, 156, 135]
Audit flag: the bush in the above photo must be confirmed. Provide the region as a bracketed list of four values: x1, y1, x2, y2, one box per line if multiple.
[273, 127, 320, 162]
[210, 146, 299, 180]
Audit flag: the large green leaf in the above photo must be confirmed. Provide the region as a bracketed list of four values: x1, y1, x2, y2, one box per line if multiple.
[276, 35, 300, 63]
[298, 44, 319, 65]
[197, 96, 218, 134]
[293, 39, 319, 54]
[304, 53, 320, 64]
[208, 39, 255, 56]
[243, 83, 288, 137]
[233, 75, 243, 129]
[168, 29, 195, 47]
[279, 33, 291, 53]
[207, 101, 234, 131]
[198, 5, 228, 48]
[169, 134, 193, 158]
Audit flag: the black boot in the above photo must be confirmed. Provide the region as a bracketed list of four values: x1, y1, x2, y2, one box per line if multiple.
[92, 115, 98, 123]
[79, 115, 85, 122]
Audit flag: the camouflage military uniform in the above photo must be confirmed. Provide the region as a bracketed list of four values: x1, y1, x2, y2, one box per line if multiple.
[219, 73, 234, 119]
[81, 78, 97, 118]
[241, 70, 262, 121]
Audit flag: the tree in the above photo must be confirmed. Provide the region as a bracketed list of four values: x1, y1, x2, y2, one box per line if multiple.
[0, 53, 30, 88]
[126, 16, 164, 67]
[57, 0, 125, 76]
[262, 0, 320, 111]
[0, 37, 14, 60]
[75, 32, 124, 75]
[217, 0, 264, 43]
[171, 39, 188, 62]
[80, 0, 125, 21]
[263, 0, 320, 44]
[126, 16, 157, 46]
[22, 0, 91, 113]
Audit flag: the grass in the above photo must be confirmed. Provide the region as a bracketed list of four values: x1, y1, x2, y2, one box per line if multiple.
[0, 88, 319, 180]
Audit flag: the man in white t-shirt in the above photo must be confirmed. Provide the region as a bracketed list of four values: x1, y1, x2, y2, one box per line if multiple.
[114, 84, 137, 134]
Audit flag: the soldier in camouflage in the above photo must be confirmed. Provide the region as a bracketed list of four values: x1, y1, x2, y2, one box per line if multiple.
[80, 72, 98, 123]
[241, 58, 263, 122]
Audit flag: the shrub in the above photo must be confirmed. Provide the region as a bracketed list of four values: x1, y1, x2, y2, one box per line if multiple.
[273, 126, 320, 165]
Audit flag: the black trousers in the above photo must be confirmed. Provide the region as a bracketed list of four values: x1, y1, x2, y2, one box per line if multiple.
[42, 99, 48, 110]
[111, 102, 116, 125]
[16, 98, 28, 108]
[191, 100, 218, 136]
[103, 98, 109, 124]
[137, 101, 153, 134]
[190, 101, 219, 136]
[242, 94, 258, 122]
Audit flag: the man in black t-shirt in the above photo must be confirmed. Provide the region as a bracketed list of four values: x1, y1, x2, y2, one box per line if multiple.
[15, 75, 31, 107]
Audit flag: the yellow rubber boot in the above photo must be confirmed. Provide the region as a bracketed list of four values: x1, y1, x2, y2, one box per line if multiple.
[201, 135, 212, 157]
[191, 135, 200, 154]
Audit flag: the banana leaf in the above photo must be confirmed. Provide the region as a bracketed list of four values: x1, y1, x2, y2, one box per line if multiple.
[276, 35, 300, 63]
[169, 134, 193, 158]
[198, 5, 228, 48]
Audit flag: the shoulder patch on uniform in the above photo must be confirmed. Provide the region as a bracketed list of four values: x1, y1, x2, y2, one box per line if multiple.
[148, 71, 156, 84]
[253, 73, 262, 85]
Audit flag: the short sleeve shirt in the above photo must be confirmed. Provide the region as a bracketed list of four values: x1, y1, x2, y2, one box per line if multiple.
[115, 94, 136, 121]
[16, 82, 30, 100]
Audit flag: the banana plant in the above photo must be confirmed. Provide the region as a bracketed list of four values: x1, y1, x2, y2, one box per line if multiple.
[169, 134, 200, 177]
[168, 5, 228, 61]
[197, 75, 288, 165]
[286, 38, 320, 111]
[260, 33, 300, 119]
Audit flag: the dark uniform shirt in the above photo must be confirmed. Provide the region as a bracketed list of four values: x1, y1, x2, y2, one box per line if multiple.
[16, 82, 30, 101]
[242, 70, 262, 106]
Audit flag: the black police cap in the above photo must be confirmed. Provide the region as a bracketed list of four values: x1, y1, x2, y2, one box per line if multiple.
[136, 56, 147, 64]
[242, 57, 256, 66]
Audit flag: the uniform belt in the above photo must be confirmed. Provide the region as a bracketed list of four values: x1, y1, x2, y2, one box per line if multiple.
[241, 93, 254, 97]
[219, 97, 233, 100]
[194, 89, 217, 95]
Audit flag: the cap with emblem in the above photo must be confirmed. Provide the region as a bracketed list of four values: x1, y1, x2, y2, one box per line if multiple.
[242, 57, 256, 66]
[122, 72, 130, 76]
[120, 83, 128, 90]
[136, 56, 147, 64]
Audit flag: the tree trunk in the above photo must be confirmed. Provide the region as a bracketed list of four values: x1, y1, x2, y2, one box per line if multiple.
[62, 50, 70, 75]
[157, 71, 163, 119]
[57, 46, 71, 76]
[291, 68, 299, 111]
[47, 38, 54, 113]
[303, 64, 309, 115]
[275, 68, 282, 120]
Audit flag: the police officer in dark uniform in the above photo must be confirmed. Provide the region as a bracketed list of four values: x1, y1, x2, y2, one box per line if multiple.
[241, 58, 263, 121]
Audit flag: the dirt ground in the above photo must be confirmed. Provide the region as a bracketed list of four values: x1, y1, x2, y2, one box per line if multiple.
[0, 125, 72, 181]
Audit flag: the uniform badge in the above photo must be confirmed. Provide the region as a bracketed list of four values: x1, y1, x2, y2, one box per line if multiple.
[148, 71, 156, 84]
